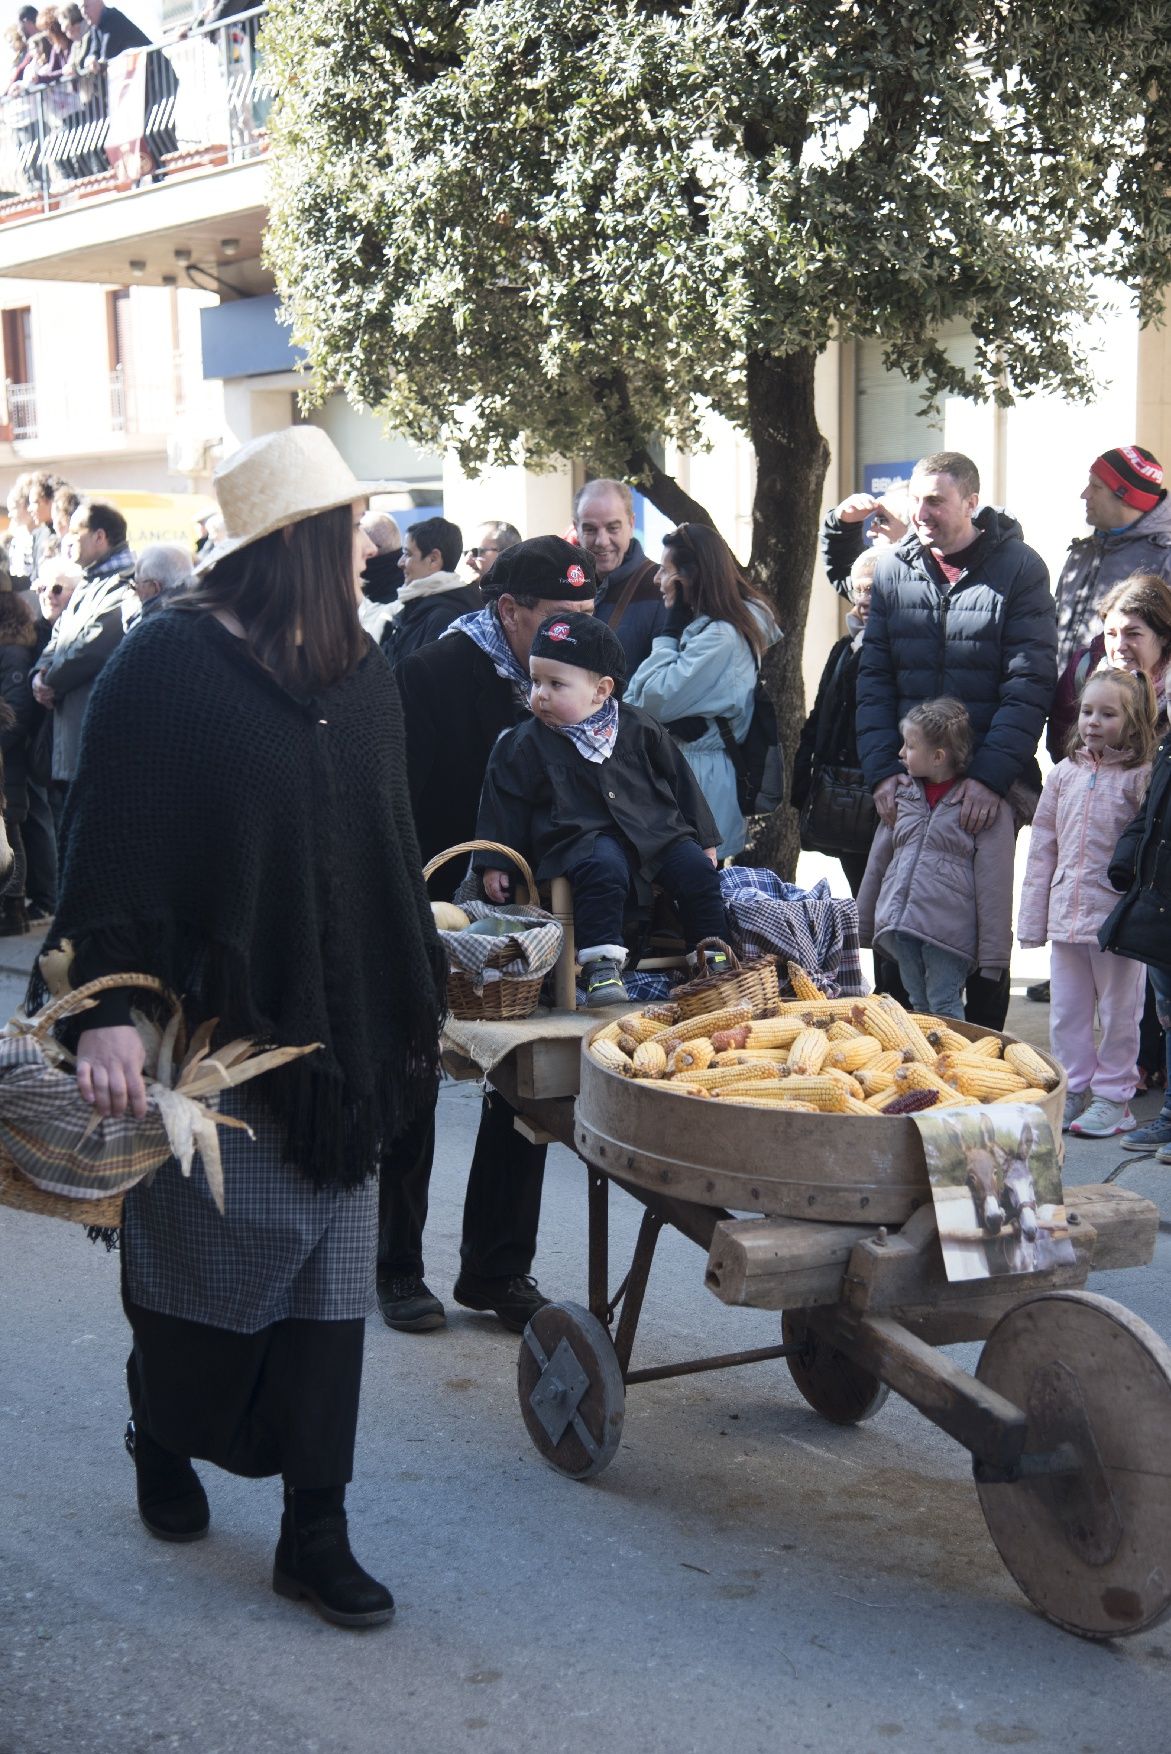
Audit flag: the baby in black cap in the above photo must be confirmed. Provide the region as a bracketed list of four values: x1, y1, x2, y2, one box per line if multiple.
[475, 611, 728, 1005]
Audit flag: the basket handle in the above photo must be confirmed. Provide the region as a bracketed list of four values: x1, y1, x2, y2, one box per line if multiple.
[422, 839, 537, 903]
[28, 973, 180, 1045]
[694, 936, 741, 974]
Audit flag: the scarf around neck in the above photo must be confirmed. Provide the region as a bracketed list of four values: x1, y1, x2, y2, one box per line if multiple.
[445, 604, 530, 686]
[37, 610, 448, 1189]
[549, 696, 620, 763]
[387, 569, 468, 619]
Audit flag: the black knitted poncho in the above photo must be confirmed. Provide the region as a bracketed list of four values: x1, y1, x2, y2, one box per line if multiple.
[37, 609, 448, 1189]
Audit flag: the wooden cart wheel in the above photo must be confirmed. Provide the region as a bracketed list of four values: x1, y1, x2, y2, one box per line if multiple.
[517, 1300, 625, 1479]
[781, 1311, 890, 1425]
[974, 1290, 1171, 1639]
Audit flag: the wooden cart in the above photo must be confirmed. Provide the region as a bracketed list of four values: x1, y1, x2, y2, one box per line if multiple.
[442, 1012, 1170, 1640]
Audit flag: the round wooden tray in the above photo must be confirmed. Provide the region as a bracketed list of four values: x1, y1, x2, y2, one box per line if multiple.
[574, 1022, 1067, 1225]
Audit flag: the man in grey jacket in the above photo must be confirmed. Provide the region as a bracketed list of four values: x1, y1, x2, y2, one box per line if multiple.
[856, 450, 1057, 1029]
[32, 501, 135, 789]
[1054, 445, 1171, 665]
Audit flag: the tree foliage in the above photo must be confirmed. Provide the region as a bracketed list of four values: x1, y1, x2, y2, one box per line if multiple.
[262, 0, 1171, 867]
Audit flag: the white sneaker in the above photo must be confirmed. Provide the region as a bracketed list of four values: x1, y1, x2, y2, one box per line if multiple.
[1062, 1090, 1087, 1131]
[1069, 1096, 1136, 1138]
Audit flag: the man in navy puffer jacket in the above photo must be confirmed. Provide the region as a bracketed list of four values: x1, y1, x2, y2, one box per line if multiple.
[856, 450, 1057, 1027]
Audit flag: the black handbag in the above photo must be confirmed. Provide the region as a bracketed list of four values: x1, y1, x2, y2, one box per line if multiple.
[798, 762, 878, 858]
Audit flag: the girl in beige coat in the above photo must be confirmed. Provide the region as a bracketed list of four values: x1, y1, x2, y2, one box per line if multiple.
[857, 698, 1015, 1019]
[1018, 670, 1155, 1136]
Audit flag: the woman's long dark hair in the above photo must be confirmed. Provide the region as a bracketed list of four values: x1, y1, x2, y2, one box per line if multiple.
[663, 523, 773, 660]
[178, 503, 366, 694]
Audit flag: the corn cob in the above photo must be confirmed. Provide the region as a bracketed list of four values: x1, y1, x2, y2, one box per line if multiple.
[1003, 1042, 1058, 1089]
[590, 1039, 634, 1075]
[716, 1094, 819, 1111]
[824, 1034, 882, 1072]
[856, 1066, 897, 1098]
[991, 1086, 1049, 1104]
[776, 1077, 849, 1111]
[651, 1003, 751, 1047]
[591, 1020, 623, 1045]
[924, 1026, 971, 1056]
[787, 1029, 831, 1075]
[737, 1018, 805, 1049]
[712, 1049, 795, 1067]
[953, 1033, 1003, 1060]
[632, 1040, 668, 1079]
[944, 1061, 1030, 1100]
[874, 996, 937, 1063]
[711, 1024, 752, 1052]
[882, 1088, 940, 1114]
[842, 1093, 878, 1116]
[682, 1060, 785, 1089]
[786, 961, 826, 1000]
[641, 1002, 681, 1026]
[617, 1032, 640, 1057]
[669, 1038, 715, 1075]
[825, 1019, 862, 1042]
[821, 1066, 866, 1099]
[665, 1081, 711, 1098]
[891, 1062, 961, 1099]
[619, 1012, 674, 1044]
[775, 997, 862, 1018]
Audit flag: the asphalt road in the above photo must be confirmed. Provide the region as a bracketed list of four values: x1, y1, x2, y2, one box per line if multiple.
[3, 938, 1171, 1754]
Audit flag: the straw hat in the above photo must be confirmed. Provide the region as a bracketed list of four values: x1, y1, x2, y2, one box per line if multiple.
[195, 427, 364, 575]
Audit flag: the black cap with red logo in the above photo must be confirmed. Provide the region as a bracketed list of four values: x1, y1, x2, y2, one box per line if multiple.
[480, 534, 597, 602]
[530, 610, 627, 688]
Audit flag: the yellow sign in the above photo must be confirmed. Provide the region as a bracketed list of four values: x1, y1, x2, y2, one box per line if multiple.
[91, 489, 217, 556]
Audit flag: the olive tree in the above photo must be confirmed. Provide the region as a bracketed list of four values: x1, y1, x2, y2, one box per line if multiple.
[263, 0, 1171, 866]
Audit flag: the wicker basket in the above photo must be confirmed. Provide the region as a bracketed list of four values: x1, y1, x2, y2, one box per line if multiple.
[668, 936, 779, 1021]
[424, 840, 548, 1022]
[0, 971, 174, 1229]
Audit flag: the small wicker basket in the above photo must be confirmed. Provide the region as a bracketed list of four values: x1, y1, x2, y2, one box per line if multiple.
[424, 840, 549, 1022]
[668, 936, 780, 1021]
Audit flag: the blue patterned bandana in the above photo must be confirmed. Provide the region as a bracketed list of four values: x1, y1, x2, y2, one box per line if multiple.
[548, 697, 620, 764]
[444, 606, 530, 687]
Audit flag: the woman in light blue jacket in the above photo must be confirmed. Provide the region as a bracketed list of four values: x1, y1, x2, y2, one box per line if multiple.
[626, 523, 781, 858]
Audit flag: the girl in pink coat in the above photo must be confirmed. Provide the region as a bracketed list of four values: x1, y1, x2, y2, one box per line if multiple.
[1018, 670, 1156, 1136]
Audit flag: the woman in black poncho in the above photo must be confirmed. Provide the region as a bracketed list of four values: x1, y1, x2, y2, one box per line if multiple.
[47, 427, 447, 1629]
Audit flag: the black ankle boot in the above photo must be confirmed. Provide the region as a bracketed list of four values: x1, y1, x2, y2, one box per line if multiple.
[272, 1485, 394, 1628]
[125, 1418, 209, 1543]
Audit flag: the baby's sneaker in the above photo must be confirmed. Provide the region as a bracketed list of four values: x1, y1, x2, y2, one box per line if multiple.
[1069, 1095, 1136, 1138]
[1062, 1090, 1086, 1132]
[584, 958, 630, 1009]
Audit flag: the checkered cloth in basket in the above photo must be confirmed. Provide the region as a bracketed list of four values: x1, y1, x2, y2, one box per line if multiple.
[438, 901, 563, 996]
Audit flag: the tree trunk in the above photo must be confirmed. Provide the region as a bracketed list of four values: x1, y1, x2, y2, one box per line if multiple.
[743, 346, 831, 878]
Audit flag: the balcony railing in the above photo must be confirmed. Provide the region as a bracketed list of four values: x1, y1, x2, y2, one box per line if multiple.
[0, 5, 271, 220]
[5, 378, 36, 439]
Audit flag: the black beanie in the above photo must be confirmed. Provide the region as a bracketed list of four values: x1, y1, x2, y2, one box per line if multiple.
[480, 534, 597, 601]
[530, 612, 628, 692]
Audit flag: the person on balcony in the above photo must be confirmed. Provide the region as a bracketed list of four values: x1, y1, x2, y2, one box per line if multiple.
[78, 0, 177, 180]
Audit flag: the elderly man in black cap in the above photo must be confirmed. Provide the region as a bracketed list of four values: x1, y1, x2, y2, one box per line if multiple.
[377, 536, 597, 1335]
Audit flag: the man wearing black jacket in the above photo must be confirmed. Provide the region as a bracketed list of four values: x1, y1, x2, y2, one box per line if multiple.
[378, 538, 596, 1334]
[856, 451, 1057, 1029]
[574, 479, 667, 672]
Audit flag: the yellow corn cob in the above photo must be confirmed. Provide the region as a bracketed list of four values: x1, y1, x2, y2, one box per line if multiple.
[632, 1040, 668, 1079]
[824, 1034, 882, 1072]
[669, 1038, 715, 1075]
[824, 1066, 866, 1098]
[591, 1020, 623, 1045]
[770, 1076, 849, 1111]
[682, 1060, 785, 1089]
[933, 1090, 979, 1108]
[619, 1012, 673, 1043]
[842, 1093, 878, 1116]
[739, 1019, 805, 1049]
[859, 997, 915, 1054]
[590, 1039, 634, 1075]
[925, 1026, 971, 1056]
[652, 1003, 752, 1047]
[947, 1063, 1030, 1100]
[953, 1033, 1003, 1060]
[664, 1081, 711, 1098]
[825, 1019, 861, 1042]
[856, 1067, 897, 1097]
[876, 997, 937, 1063]
[641, 1002, 681, 1026]
[716, 1093, 819, 1110]
[908, 1013, 945, 1032]
[891, 1062, 960, 1098]
[991, 1086, 1049, 1104]
[787, 1029, 831, 1075]
[712, 1049, 794, 1067]
[1003, 1042, 1058, 1089]
[786, 961, 825, 1000]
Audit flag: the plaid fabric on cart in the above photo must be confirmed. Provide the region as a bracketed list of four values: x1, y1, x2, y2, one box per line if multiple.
[719, 867, 867, 998]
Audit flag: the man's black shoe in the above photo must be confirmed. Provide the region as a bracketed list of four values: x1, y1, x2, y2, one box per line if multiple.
[1026, 979, 1051, 1003]
[452, 1272, 549, 1334]
[376, 1273, 446, 1332]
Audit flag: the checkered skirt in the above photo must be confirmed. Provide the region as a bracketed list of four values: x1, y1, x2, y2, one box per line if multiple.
[122, 1088, 377, 1333]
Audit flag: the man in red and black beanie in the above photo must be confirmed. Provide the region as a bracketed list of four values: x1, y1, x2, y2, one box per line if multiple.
[1055, 444, 1171, 665]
